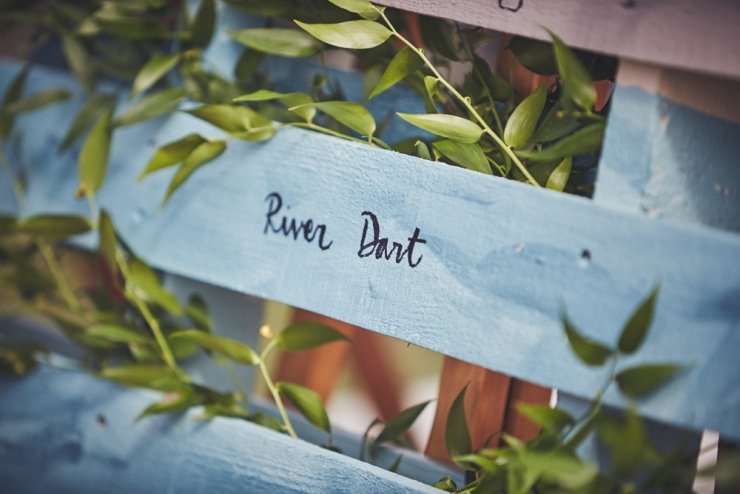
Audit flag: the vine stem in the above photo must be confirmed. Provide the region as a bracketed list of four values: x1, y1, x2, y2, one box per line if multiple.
[259, 339, 298, 439]
[377, 9, 541, 187]
[116, 251, 182, 377]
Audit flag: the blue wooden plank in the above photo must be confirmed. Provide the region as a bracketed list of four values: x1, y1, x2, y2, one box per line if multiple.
[2, 61, 740, 439]
[0, 365, 443, 493]
[596, 82, 740, 233]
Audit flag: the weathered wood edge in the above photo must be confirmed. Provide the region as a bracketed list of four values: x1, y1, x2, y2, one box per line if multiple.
[2, 62, 740, 439]
[0, 365, 444, 493]
[375, 0, 740, 81]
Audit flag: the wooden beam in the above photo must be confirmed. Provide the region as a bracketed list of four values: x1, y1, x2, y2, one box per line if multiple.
[375, 0, 740, 80]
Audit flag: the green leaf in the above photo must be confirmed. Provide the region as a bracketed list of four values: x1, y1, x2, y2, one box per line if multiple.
[131, 53, 181, 98]
[414, 140, 431, 160]
[294, 20, 391, 49]
[59, 93, 115, 152]
[186, 104, 267, 133]
[550, 32, 596, 111]
[138, 388, 204, 418]
[185, 294, 213, 332]
[139, 133, 205, 180]
[616, 364, 681, 398]
[0, 66, 28, 141]
[432, 476, 458, 492]
[234, 49, 265, 82]
[127, 257, 182, 315]
[100, 364, 182, 391]
[97, 209, 115, 258]
[562, 312, 613, 366]
[16, 214, 91, 237]
[397, 113, 483, 144]
[546, 156, 572, 192]
[78, 107, 113, 195]
[433, 139, 491, 174]
[276, 321, 349, 351]
[233, 125, 276, 142]
[293, 101, 375, 136]
[277, 382, 331, 433]
[445, 384, 471, 459]
[113, 87, 186, 127]
[517, 123, 604, 162]
[229, 28, 322, 57]
[504, 84, 546, 149]
[618, 285, 660, 354]
[170, 329, 259, 365]
[521, 451, 598, 489]
[234, 90, 315, 121]
[516, 403, 575, 434]
[326, 0, 381, 20]
[373, 400, 431, 446]
[162, 140, 226, 204]
[190, 0, 215, 48]
[4, 88, 71, 114]
[508, 37, 557, 75]
[597, 409, 660, 475]
[62, 35, 94, 91]
[86, 323, 149, 344]
[369, 47, 423, 99]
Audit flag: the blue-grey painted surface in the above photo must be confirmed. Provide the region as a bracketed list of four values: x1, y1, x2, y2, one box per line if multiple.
[1, 61, 739, 439]
[596, 84, 740, 233]
[0, 365, 442, 493]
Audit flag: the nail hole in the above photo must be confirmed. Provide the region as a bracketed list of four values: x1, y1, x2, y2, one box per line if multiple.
[579, 249, 591, 267]
[96, 413, 107, 428]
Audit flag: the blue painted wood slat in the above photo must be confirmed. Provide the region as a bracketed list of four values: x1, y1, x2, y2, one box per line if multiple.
[1, 61, 739, 439]
[0, 365, 441, 493]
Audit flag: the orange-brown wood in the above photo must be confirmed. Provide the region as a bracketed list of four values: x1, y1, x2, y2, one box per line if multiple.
[502, 379, 552, 442]
[275, 309, 357, 401]
[424, 357, 512, 461]
[275, 310, 405, 425]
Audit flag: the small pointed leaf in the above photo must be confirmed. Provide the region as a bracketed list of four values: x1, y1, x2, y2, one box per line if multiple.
[504, 84, 546, 149]
[397, 113, 483, 143]
[162, 140, 226, 204]
[127, 257, 182, 315]
[113, 87, 186, 127]
[616, 364, 680, 398]
[185, 294, 213, 333]
[4, 88, 70, 114]
[293, 101, 375, 136]
[59, 93, 114, 152]
[86, 324, 149, 344]
[550, 32, 596, 111]
[562, 312, 613, 366]
[186, 104, 266, 132]
[277, 322, 349, 351]
[546, 156, 572, 192]
[234, 90, 315, 121]
[618, 286, 659, 354]
[170, 329, 259, 365]
[277, 382, 331, 433]
[131, 53, 181, 98]
[138, 388, 204, 418]
[79, 108, 113, 195]
[327, 0, 381, 20]
[16, 214, 91, 237]
[98, 210, 117, 271]
[139, 133, 205, 180]
[369, 47, 423, 99]
[0, 66, 29, 141]
[373, 400, 432, 445]
[294, 20, 391, 49]
[433, 139, 491, 174]
[516, 403, 575, 434]
[190, 0, 216, 48]
[62, 35, 94, 91]
[517, 123, 604, 162]
[445, 384, 472, 458]
[229, 28, 322, 57]
[100, 364, 182, 391]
